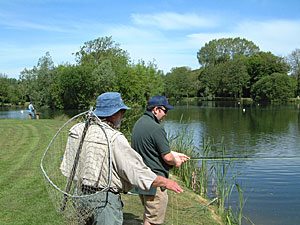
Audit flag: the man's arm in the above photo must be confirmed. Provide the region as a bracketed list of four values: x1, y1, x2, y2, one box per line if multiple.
[162, 151, 190, 168]
[151, 175, 183, 193]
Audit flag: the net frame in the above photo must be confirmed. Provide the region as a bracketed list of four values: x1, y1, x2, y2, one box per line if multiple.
[40, 107, 114, 223]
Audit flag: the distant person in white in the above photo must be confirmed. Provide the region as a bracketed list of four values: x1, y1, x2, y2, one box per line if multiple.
[28, 102, 35, 119]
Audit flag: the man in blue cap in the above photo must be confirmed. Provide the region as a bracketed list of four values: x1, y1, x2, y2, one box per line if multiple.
[61, 92, 184, 225]
[131, 95, 190, 225]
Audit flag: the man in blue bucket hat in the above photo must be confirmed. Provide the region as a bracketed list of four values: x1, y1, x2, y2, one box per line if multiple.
[61, 92, 184, 225]
[131, 95, 190, 225]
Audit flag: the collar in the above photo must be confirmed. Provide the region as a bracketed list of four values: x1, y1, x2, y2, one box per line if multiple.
[144, 110, 160, 124]
[98, 118, 116, 129]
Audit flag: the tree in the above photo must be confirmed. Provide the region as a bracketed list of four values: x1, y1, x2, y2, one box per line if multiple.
[54, 64, 95, 109]
[198, 65, 220, 99]
[0, 74, 9, 104]
[246, 52, 289, 97]
[286, 48, 300, 96]
[247, 52, 289, 84]
[197, 37, 260, 67]
[198, 57, 249, 98]
[218, 56, 249, 98]
[74, 36, 130, 72]
[165, 67, 197, 100]
[92, 59, 116, 98]
[251, 73, 296, 101]
[19, 52, 55, 107]
[0, 74, 22, 105]
[116, 60, 164, 107]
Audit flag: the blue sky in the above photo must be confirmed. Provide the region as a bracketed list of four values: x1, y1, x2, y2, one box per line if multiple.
[1, 0, 300, 79]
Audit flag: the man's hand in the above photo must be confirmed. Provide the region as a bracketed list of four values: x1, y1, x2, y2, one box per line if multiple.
[171, 151, 190, 168]
[164, 178, 183, 193]
[152, 175, 183, 193]
[162, 151, 190, 167]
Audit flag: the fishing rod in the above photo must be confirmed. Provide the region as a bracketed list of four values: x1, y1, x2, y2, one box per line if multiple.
[189, 156, 300, 160]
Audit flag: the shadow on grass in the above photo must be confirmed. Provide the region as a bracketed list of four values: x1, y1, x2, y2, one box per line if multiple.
[123, 212, 143, 225]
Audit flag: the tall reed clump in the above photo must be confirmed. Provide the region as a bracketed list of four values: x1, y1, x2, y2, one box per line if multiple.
[168, 119, 199, 189]
[206, 139, 252, 225]
[225, 184, 255, 225]
[210, 139, 237, 214]
[168, 121, 251, 225]
[197, 137, 213, 196]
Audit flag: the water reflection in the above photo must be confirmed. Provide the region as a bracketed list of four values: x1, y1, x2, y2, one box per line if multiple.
[165, 101, 300, 157]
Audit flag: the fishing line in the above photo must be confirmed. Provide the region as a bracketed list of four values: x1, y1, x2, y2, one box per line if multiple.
[189, 156, 300, 160]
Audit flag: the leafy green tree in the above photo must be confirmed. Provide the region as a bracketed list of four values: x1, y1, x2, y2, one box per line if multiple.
[197, 38, 259, 98]
[251, 73, 296, 101]
[54, 64, 95, 109]
[92, 59, 116, 98]
[247, 52, 289, 85]
[7, 78, 22, 105]
[286, 48, 300, 96]
[165, 67, 197, 100]
[218, 56, 249, 98]
[0, 74, 9, 104]
[197, 37, 260, 67]
[75, 36, 129, 71]
[0, 74, 22, 105]
[116, 60, 164, 107]
[198, 65, 220, 99]
[19, 52, 55, 107]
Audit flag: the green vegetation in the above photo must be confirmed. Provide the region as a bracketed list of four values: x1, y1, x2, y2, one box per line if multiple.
[0, 119, 65, 225]
[0, 119, 222, 225]
[122, 174, 222, 225]
[1, 37, 300, 108]
[168, 122, 253, 225]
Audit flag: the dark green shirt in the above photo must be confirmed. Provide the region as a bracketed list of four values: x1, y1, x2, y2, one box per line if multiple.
[131, 111, 173, 178]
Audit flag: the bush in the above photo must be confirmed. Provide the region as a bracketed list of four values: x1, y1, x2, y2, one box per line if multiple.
[251, 73, 296, 101]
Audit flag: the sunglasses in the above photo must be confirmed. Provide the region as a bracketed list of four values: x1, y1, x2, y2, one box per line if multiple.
[158, 107, 168, 114]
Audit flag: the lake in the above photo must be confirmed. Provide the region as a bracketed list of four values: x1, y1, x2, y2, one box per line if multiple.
[1, 101, 300, 224]
[164, 101, 300, 225]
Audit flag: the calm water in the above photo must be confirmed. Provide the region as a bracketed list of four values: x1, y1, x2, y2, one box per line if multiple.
[164, 101, 300, 225]
[1, 102, 300, 224]
[0, 107, 80, 120]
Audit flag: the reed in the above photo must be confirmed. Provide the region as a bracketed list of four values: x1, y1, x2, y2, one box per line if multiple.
[211, 139, 237, 214]
[168, 122, 251, 225]
[168, 119, 198, 189]
[230, 183, 254, 225]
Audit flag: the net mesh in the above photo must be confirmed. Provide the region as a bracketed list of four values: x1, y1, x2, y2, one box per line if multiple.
[41, 110, 112, 224]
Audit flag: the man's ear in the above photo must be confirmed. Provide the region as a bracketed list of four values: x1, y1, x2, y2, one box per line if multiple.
[152, 106, 159, 116]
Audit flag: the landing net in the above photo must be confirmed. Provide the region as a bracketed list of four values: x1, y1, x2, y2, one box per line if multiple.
[41, 108, 113, 224]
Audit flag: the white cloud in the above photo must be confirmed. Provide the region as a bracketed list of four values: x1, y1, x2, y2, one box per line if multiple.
[235, 19, 300, 55]
[187, 19, 300, 56]
[131, 12, 219, 30]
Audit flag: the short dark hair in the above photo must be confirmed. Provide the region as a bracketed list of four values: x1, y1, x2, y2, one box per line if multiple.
[146, 105, 156, 112]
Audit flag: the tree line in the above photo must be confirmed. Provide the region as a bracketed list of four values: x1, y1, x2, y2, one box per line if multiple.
[166, 38, 300, 102]
[1, 36, 300, 109]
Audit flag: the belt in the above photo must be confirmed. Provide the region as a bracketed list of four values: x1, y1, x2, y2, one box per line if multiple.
[81, 185, 120, 194]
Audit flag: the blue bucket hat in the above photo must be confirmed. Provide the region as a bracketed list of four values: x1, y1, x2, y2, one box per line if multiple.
[147, 95, 174, 110]
[94, 92, 130, 117]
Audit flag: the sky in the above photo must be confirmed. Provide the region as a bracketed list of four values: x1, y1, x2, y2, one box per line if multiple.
[1, 0, 300, 79]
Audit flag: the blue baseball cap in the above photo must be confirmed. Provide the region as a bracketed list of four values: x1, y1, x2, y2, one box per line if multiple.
[147, 95, 174, 110]
[94, 92, 130, 117]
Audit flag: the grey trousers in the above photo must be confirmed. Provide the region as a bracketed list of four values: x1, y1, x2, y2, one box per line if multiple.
[75, 191, 123, 225]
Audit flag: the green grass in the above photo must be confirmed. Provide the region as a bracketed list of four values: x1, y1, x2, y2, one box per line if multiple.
[0, 119, 222, 225]
[122, 174, 222, 225]
[0, 119, 64, 225]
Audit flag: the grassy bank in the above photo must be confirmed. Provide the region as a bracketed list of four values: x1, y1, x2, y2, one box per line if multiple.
[0, 119, 221, 225]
